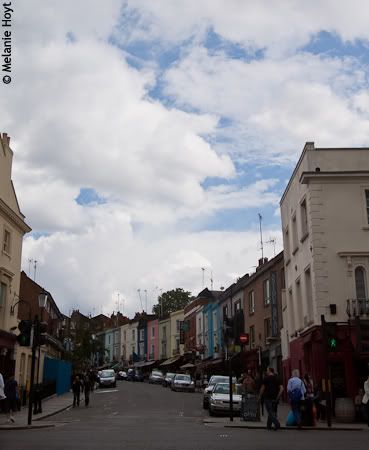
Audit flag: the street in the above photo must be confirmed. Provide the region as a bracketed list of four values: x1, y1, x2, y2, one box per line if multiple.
[1, 381, 368, 450]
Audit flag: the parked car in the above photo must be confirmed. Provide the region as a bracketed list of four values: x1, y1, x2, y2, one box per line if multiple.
[208, 382, 242, 416]
[117, 370, 127, 380]
[203, 375, 236, 409]
[163, 372, 176, 388]
[149, 370, 164, 384]
[134, 370, 144, 382]
[171, 374, 195, 392]
[98, 369, 116, 388]
[127, 368, 135, 381]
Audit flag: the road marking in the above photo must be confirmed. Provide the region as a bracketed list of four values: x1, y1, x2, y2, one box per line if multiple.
[179, 411, 184, 417]
[95, 389, 118, 394]
[219, 434, 228, 438]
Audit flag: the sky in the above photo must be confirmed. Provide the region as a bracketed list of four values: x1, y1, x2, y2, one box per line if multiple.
[2, 1, 369, 318]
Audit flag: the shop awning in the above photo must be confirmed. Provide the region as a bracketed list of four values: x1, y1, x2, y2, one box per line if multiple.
[133, 360, 156, 368]
[180, 362, 195, 370]
[110, 362, 121, 370]
[159, 355, 182, 366]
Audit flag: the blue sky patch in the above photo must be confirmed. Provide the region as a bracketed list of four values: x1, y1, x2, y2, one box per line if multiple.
[75, 188, 106, 206]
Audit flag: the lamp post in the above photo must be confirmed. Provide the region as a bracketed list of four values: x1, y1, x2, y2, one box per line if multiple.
[27, 291, 48, 425]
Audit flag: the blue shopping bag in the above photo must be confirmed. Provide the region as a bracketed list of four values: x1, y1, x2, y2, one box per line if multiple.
[286, 410, 297, 426]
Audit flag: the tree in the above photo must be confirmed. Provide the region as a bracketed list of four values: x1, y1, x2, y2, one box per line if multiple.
[152, 288, 193, 317]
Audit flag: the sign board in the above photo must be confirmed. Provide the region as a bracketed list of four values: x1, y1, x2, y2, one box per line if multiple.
[241, 395, 260, 422]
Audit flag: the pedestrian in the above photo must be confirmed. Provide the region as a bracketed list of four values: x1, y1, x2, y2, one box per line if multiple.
[258, 367, 284, 431]
[4, 374, 18, 423]
[302, 373, 314, 426]
[242, 370, 256, 397]
[362, 375, 369, 426]
[84, 374, 91, 407]
[72, 375, 82, 407]
[287, 369, 306, 428]
[354, 388, 364, 422]
[0, 371, 6, 414]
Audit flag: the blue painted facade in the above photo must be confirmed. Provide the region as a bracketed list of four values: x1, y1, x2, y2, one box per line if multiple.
[138, 321, 148, 360]
[43, 357, 72, 395]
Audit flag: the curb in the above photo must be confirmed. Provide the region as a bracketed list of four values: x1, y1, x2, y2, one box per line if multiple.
[223, 424, 364, 431]
[0, 423, 55, 431]
[34, 402, 73, 421]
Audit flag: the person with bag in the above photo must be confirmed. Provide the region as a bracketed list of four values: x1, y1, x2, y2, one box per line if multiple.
[287, 369, 306, 428]
[83, 374, 91, 407]
[362, 375, 369, 426]
[0, 371, 6, 413]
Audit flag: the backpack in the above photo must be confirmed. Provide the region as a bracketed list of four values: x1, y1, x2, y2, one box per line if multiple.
[289, 381, 303, 402]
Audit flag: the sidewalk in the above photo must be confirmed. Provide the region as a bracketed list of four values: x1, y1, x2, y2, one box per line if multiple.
[203, 402, 366, 431]
[0, 391, 76, 430]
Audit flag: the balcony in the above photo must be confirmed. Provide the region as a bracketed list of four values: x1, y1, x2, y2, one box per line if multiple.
[346, 298, 369, 318]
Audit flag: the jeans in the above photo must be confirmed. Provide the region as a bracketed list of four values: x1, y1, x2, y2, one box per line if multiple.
[291, 400, 302, 425]
[264, 399, 280, 429]
[73, 392, 80, 407]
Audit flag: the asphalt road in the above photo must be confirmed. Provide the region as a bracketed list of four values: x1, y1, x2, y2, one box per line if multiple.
[1, 381, 368, 450]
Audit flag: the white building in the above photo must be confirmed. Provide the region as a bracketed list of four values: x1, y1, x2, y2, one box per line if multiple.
[280, 142, 369, 398]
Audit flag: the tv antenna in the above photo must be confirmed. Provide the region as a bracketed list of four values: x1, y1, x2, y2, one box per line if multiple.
[210, 270, 213, 290]
[258, 213, 264, 259]
[137, 289, 143, 312]
[201, 268, 205, 288]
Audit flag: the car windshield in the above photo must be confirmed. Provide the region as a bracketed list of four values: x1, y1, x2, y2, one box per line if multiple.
[101, 370, 115, 378]
[166, 373, 175, 378]
[213, 383, 230, 394]
[175, 375, 191, 381]
[209, 376, 228, 385]
[152, 371, 163, 376]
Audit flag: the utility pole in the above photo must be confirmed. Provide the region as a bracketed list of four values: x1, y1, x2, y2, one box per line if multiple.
[144, 289, 148, 313]
[33, 260, 38, 281]
[137, 289, 143, 312]
[210, 271, 213, 290]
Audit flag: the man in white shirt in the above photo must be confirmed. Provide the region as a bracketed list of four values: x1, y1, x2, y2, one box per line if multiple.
[287, 369, 306, 428]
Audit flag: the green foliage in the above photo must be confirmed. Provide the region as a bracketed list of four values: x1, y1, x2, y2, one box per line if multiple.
[68, 329, 106, 369]
[152, 288, 193, 317]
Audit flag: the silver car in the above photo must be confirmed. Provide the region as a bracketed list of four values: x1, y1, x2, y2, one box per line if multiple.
[163, 372, 176, 387]
[98, 369, 116, 388]
[171, 374, 195, 392]
[209, 383, 242, 416]
[203, 375, 236, 409]
[149, 370, 164, 384]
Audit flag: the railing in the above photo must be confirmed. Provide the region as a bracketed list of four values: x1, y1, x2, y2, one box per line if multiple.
[346, 298, 369, 318]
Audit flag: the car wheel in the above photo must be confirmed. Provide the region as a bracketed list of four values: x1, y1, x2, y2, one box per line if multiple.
[113, 383, 116, 388]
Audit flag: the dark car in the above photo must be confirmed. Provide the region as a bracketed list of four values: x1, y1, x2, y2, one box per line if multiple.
[127, 368, 136, 381]
[134, 370, 144, 382]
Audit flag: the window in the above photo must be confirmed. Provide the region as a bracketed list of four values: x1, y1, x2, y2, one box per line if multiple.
[263, 279, 270, 306]
[292, 214, 298, 253]
[176, 337, 180, 351]
[284, 227, 290, 261]
[176, 320, 180, 332]
[139, 329, 144, 341]
[355, 267, 367, 300]
[264, 318, 271, 343]
[248, 291, 255, 315]
[366, 190, 369, 224]
[300, 198, 308, 239]
[198, 317, 201, 331]
[152, 326, 155, 337]
[250, 326, 255, 346]
[234, 300, 241, 313]
[0, 282, 6, 307]
[163, 326, 166, 338]
[2, 229, 11, 254]
[305, 268, 313, 323]
[213, 311, 217, 331]
[123, 330, 126, 341]
[223, 305, 228, 320]
[132, 329, 135, 340]
[281, 267, 286, 289]
[151, 344, 154, 356]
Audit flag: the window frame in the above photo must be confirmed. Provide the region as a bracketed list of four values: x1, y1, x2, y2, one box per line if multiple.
[263, 279, 271, 306]
[355, 266, 367, 300]
[0, 282, 6, 307]
[248, 290, 255, 315]
[2, 227, 11, 255]
[300, 197, 309, 242]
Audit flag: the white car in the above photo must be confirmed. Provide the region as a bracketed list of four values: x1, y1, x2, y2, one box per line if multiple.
[171, 374, 195, 392]
[98, 369, 116, 388]
[149, 370, 164, 384]
[209, 383, 242, 416]
[203, 375, 236, 409]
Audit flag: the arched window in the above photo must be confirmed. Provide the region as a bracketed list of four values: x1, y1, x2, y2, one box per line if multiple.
[355, 267, 367, 300]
